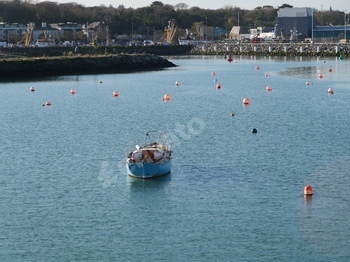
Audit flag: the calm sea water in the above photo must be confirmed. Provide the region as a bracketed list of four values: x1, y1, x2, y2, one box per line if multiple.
[1, 56, 350, 261]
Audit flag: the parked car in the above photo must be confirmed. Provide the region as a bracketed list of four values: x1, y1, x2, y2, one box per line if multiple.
[143, 40, 153, 46]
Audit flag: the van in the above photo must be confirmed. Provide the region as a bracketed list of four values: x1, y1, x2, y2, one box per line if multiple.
[143, 40, 153, 46]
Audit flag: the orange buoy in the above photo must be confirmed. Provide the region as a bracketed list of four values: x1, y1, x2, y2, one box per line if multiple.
[318, 73, 323, 79]
[242, 97, 250, 105]
[30, 86, 35, 92]
[163, 94, 171, 101]
[328, 88, 334, 94]
[216, 83, 221, 89]
[329, 68, 333, 73]
[266, 86, 272, 92]
[45, 101, 51, 106]
[175, 81, 180, 86]
[70, 88, 76, 95]
[113, 91, 119, 97]
[304, 185, 313, 196]
[211, 71, 216, 76]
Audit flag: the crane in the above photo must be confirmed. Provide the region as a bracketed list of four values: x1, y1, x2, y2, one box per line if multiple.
[164, 19, 177, 44]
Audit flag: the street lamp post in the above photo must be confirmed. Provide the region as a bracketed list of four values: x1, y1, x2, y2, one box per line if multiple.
[345, 11, 347, 43]
[311, 8, 314, 44]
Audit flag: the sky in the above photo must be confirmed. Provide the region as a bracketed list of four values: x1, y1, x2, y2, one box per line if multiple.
[50, 0, 349, 12]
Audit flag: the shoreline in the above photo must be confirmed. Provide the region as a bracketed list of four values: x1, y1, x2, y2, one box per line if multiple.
[0, 43, 348, 79]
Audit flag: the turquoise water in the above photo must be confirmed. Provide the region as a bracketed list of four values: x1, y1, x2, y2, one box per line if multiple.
[1, 56, 350, 261]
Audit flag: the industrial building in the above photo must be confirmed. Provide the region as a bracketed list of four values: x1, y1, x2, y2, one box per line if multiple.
[313, 25, 349, 42]
[275, 7, 315, 41]
[275, 7, 349, 42]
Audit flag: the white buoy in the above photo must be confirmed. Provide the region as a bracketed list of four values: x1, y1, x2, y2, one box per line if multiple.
[243, 97, 250, 105]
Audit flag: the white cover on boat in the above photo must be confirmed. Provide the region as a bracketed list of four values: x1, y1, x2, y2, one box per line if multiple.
[133, 152, 142, 159]
[154, 151, 163, 160]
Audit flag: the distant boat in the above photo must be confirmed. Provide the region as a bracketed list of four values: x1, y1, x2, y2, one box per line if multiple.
[125, 130, 172, 179]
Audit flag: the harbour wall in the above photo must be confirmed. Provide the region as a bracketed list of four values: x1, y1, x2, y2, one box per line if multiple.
[0, 45, 193, 58]
[190, 42, 349, 57]
[0, 54, 176, 79]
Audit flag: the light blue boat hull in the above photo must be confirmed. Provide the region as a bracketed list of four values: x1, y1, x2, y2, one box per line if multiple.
[126, 160, 171, 178]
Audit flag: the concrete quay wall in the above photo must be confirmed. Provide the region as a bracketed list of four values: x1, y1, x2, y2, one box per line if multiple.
[190, 43, 349, 57]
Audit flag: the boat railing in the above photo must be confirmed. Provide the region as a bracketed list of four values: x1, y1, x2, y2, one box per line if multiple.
[145, 130, 172, 151]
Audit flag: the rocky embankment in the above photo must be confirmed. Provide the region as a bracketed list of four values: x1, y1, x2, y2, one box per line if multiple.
[190, 42, 349, 57]
[0, 54, 176, 79]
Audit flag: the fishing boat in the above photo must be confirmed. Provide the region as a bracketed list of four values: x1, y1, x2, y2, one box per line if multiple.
[125, 131, 172, 178]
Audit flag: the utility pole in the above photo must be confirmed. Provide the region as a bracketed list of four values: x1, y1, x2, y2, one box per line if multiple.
[238, 12, 240, 40]
[205, 16, 208, 42]
[131, 22, 133, 45]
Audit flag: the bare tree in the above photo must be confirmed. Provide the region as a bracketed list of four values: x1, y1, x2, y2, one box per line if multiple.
[175, 3, 188, 10]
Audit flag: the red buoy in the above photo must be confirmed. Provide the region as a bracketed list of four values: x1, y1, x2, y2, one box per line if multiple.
[329, 68, 333, 73]
[163, 94, 171, 101]
[242, 97, 250, 105]
[113, 91, 119, 97]
[216, 83, 221, 89]
[70, 88, 76, 95]
[227, 54, 233, 63]
[45, 101, 51, 106]
[304, 185, 313, 196]
[266, 86, 272, 92]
